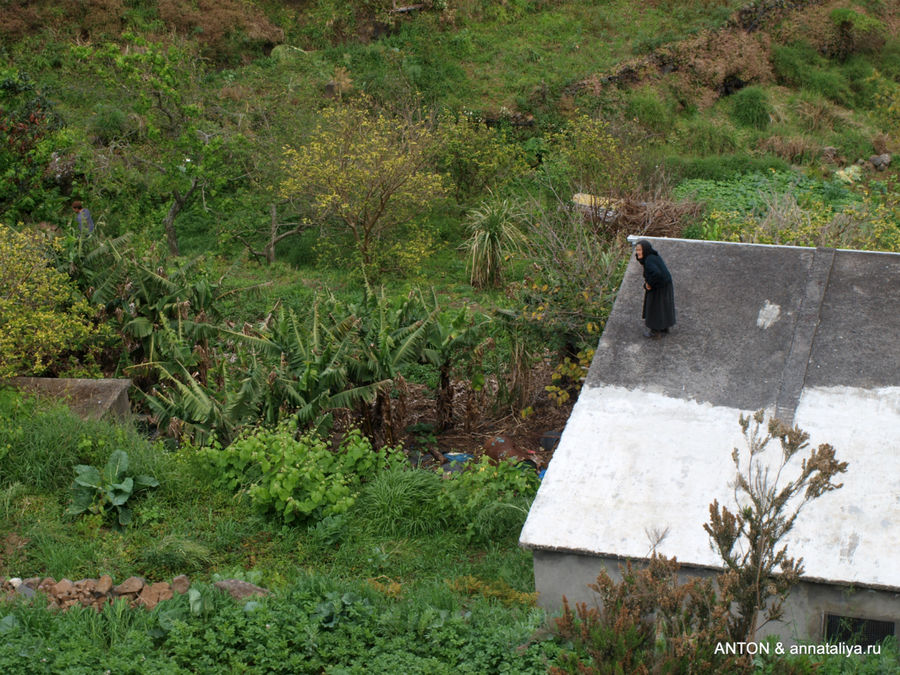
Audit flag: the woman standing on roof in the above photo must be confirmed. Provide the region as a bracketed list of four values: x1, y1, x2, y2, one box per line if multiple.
[635, 239, 675, 338]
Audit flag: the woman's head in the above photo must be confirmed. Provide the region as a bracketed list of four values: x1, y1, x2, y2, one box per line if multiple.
[635, 239, 656, 263]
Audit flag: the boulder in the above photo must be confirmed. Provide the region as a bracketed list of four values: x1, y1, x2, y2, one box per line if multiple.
[112, 576, 145, 596]
[171, 575, 190, 594]
[95, 574, 113, 595]
[52, 579, 74, 596]
[15, 585, 35, 599]
[870, 153, 891, 171]
[138, 582, 173, 610]
[214, 579, 270, 601]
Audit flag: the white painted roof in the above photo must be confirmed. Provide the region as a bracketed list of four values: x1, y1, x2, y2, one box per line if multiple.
[520, 383, 900, 589]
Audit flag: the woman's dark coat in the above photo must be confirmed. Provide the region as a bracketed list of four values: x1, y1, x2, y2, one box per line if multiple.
[637, 240, 676, 331]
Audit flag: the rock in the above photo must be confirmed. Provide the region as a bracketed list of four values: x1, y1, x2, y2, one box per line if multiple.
[37, 577, 56, 592]
[95, 574, 113, 595]
[22, 577, 40, 589]
[138, 582, 173, 610]
[15, 585, 35, 599]
[214, 579, 270, 601]
[870, 153, 892, 171]
[52, 579, 74, 596]
[171, 575, 190, 594]
[74, 579, 96, 595]
[8, 578, 22, 589]
[112, 576, 145, 596]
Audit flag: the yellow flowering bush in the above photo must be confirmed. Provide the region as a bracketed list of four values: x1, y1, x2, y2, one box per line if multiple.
[0, 224, 98, 377]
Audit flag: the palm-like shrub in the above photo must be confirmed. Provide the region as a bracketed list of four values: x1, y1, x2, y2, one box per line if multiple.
[463, 196, 526, 288]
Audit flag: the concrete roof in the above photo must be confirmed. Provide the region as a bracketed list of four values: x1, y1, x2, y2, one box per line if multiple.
[520, 238, 900, 590]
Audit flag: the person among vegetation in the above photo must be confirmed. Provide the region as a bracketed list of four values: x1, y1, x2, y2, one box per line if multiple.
[635, 239, 675, 338]
[72, 201, 94, 235]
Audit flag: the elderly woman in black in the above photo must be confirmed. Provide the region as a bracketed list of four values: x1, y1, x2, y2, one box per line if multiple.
[635, 239, 675, 338]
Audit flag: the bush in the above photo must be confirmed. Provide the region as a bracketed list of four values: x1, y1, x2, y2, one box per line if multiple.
[771, 42, 856, 106]
[827, 7, 886, 61]
[440, 456, 539, 544]
[206, 424, 403, 524]
[0, 225, 99, 377]
[88, 104, 129, 145]
[677, 117, 738, 155]
[432, 114, 528, 203]
[626, 87, 673, 135]
[729, 86, 771, 130]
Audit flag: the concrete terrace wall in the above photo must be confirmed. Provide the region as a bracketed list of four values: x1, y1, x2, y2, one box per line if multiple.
[520, 239, 900, 643]
[9, 377, 132, 421]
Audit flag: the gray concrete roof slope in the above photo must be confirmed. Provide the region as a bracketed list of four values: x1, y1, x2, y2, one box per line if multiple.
[588, 238, 900, 420]
[807, 249, 900, 389]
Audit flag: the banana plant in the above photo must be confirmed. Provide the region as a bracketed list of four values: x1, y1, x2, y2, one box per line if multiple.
[344, 286, 438, 445]
[420, 290, 492, 431]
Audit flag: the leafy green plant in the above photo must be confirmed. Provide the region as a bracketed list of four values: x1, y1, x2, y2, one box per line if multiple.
[441, 456, 539, 544]
[67, 450, 160, 527]
[206, 424, 401, 524]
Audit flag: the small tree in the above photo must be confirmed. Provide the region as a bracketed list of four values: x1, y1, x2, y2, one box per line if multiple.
[705, 411, 848, 642]
[279, 102, 448, 275]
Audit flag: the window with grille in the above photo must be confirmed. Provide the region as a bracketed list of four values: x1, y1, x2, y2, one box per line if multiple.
[824, 614, 895, 647]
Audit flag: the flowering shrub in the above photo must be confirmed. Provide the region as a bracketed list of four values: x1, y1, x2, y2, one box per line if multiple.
[0, 225, 98, 377]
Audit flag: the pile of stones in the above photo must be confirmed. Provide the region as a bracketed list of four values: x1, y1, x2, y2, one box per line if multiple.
[1, 575, 271, 612]
[1, 574, 191, 611]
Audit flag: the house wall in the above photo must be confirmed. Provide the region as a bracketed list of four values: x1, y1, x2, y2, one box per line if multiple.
[532, 549, 900, 646]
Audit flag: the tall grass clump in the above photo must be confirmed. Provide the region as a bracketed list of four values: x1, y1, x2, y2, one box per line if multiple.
[626, 87, 673, 135]
[136, 535, 214, 576]
[355, 464, 447, 537]
[0, 393, 166, 494]
[462, 196, 526, 288]
[678, 117, 738, 155]
[729, 86, 771, 129]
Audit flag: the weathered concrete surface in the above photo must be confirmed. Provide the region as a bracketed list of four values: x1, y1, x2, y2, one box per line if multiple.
[522, 238, 900, 642]
[532, 551, 900, 646]
[807, 250, 900, 389]
[9, 378, 132, 420]
[588, 239, 813, 411]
